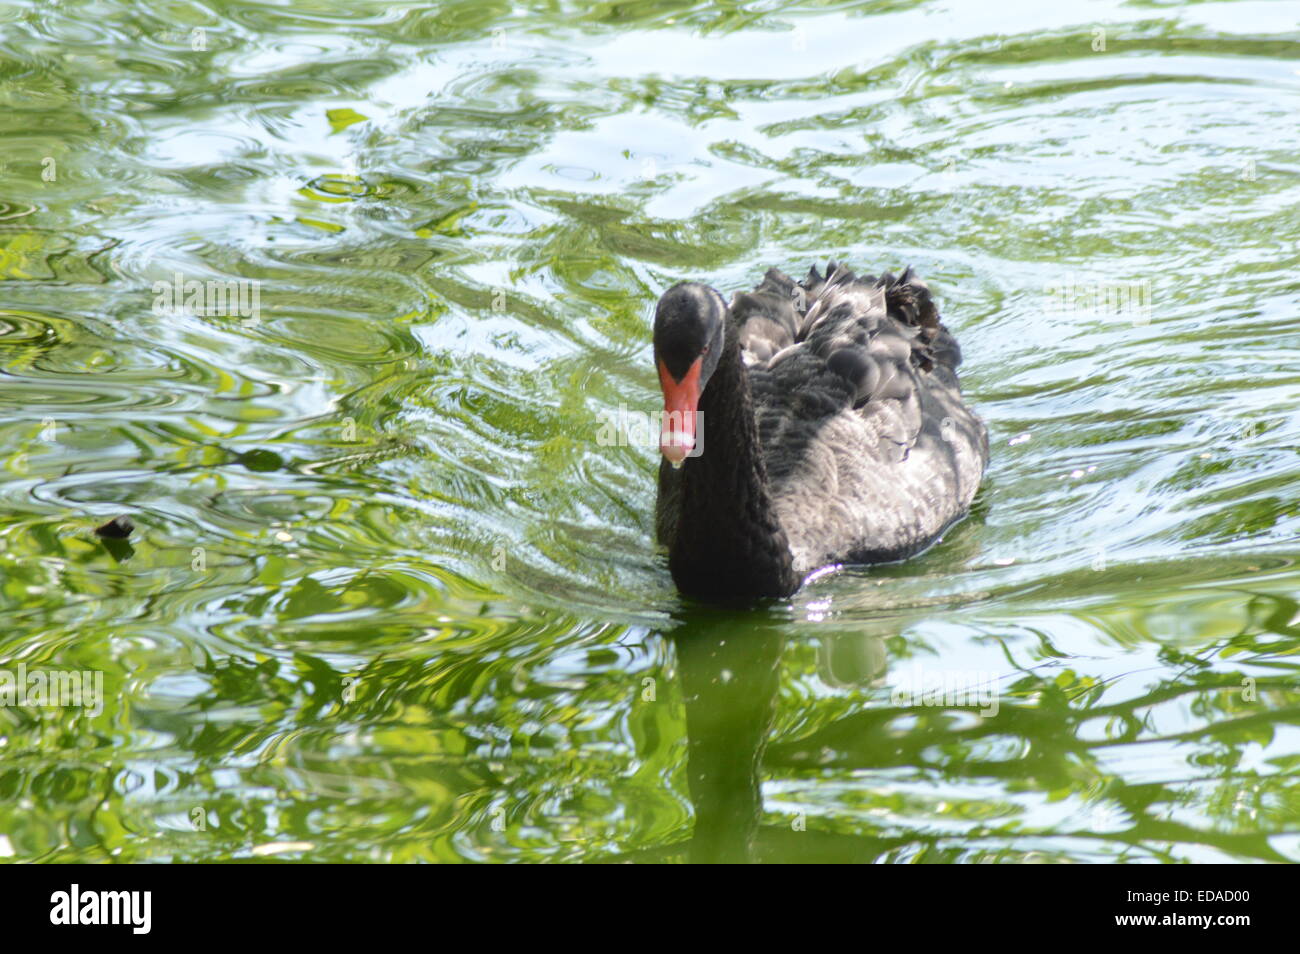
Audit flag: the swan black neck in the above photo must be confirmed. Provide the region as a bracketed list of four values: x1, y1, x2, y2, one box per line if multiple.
[666, 321, 799, 599]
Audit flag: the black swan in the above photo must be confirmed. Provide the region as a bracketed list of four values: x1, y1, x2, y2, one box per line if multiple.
[653, 263, 987, 599]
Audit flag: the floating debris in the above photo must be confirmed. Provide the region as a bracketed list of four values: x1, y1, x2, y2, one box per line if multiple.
[94, 516, 134, 539]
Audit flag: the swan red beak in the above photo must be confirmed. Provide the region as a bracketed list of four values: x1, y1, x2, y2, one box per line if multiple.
[657, 357, 702, 467]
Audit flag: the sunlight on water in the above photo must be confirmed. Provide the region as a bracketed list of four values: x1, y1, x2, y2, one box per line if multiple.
[0, 0, 1298, 862]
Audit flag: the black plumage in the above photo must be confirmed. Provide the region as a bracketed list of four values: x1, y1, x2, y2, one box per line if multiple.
[653, 262, 988, 599]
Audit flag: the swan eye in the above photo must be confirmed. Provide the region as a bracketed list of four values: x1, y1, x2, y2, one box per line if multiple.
[701, 345, 711, 355]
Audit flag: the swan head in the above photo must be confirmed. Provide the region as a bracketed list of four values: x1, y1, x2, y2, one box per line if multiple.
[653, 282, 726, 467]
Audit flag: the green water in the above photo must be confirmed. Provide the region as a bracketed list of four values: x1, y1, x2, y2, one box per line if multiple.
[1, 0, 1298, 863]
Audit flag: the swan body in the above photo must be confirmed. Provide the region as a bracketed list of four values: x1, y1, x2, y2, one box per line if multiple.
[653, 263, 987, 599]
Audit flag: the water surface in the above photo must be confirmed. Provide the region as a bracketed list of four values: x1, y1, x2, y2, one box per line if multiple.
[1, 0, 1298, 862]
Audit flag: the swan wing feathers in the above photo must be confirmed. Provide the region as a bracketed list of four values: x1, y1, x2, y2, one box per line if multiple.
[739, 263, 988, 571]
[731, 267, 803, 364]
